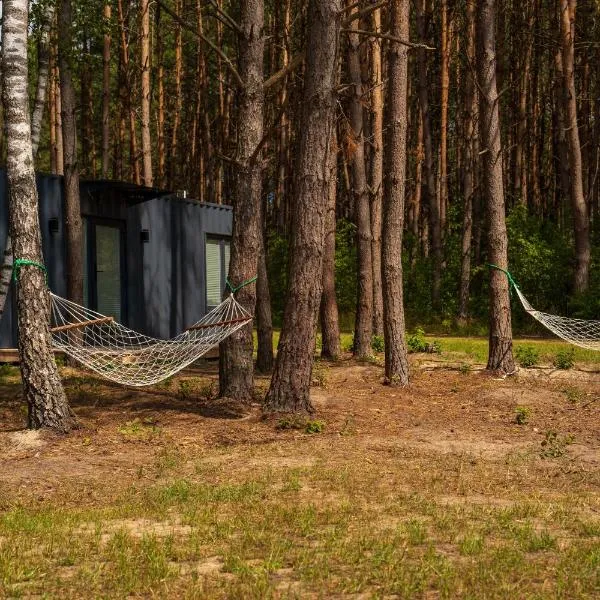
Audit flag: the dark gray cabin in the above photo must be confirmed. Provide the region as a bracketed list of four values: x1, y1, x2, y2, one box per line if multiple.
[0, 172, 232, 348]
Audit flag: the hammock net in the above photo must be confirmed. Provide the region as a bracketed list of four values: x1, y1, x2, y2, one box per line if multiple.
[49, 292, 252, 386]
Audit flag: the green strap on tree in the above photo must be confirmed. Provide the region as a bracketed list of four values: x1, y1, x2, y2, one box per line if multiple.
[226, 275, 257, 294]
[12, 258, 48, 285]
[487, 263, 518, 294]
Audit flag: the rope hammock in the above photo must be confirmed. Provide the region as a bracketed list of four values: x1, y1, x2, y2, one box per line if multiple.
[14, 259, 254, 387]
[489, 264, 600, 351]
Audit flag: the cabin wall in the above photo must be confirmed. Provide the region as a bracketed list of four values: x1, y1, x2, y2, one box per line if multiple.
[0, 172, 233, 349]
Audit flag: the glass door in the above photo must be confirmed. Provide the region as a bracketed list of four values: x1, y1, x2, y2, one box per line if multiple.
[84, 219, 126, 322]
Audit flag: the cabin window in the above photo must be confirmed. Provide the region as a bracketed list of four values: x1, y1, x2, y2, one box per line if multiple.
[206, 237, 231, 309]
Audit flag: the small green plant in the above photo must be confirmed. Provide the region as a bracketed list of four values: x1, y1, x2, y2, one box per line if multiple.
[311, 362, 328, 387]
[514, 406, 531, 425]
[407, 327, 427, 353]
[562, 386, 584, 404]
[0, 363, 17, 382]
[371, 335, 385, 353]
[275, 416, 305, 431]
[515, 345, 539, 368]
[178, 379, 194, 399]
[304, 420, 325, 434]
[553, 348, 575, 370]
[199, 381, 215, 400]
[459, 363, 471, 375]
[540, 430, 574, 458]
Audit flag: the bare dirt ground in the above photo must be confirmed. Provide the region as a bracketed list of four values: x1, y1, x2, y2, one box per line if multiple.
[0, 357, 599, 597]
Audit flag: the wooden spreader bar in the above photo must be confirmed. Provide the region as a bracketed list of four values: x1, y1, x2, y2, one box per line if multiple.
[51, 316, 115, 334]
[186, 316, 251, 331]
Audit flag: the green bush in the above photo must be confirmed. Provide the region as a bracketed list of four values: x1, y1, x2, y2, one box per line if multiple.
[515, 345, 539, 368]
[407, 327, 428, 353]
[371, 335, 385, 353]
[553, 348, 575, 370]
[514, 406, 531, 425]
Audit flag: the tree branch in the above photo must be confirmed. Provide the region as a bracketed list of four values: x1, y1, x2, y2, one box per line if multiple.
[206, 0, 242, 35]
[342, 0, 388, 28]
[341, 28, 436, 50]
[264, 53, 303, 90]
[156, 0, 244, 88]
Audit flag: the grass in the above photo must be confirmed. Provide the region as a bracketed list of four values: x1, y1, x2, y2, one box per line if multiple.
[1, 460, 598, 598]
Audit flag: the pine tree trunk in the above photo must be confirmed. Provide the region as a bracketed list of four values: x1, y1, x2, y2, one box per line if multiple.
[458, 0, 477, 321]
[439, 0, 450, 235]
[156, 5, 166, 188]
[382, 0, 410, 386]
[559, 0, 590, 293]
[169, 0, 183, 190]
[256, 202, 273, 373]
[140, 0, 153, 186]
[2, 0, 73, 432]
[264, 0, 340, 413]
[346, 2, 373, 359]
[321, 129, 341, 360]
[219, 0, 265, 401]
[416, 0, 441, 309]
[369, 7, 384, 337]
[102, 2, 111, 178]
[477, 0, 515, 374]
[59, 0, 84, 306]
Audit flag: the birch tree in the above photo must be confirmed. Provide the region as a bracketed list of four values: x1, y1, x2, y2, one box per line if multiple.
[2, 0, 73, 431]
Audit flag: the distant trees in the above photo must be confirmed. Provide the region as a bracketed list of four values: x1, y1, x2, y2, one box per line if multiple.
[2, 0, 73, 431]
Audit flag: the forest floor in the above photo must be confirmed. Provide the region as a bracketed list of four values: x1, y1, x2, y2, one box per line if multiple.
[0, 342, 599, 598]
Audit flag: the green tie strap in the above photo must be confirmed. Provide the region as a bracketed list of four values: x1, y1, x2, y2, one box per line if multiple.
[486, 263, 518, 293]
[226, 275, 257, 294]
[12, 258, 48, 285]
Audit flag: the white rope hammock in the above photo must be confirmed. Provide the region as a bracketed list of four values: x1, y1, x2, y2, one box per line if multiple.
[49, 292, 252, 386]
[514, 285, 600, 351]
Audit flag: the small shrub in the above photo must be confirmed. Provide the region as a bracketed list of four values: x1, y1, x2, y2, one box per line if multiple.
[553, 348, 575, 370]
[178, 379, 194, 399]
[459, 363, 471, 375]
[0, 363, 17, 382]
[407, 327, 428, 353]
[371, 335, 385, 353]
[276, 416, 304, 431]
[305, 420, 325, 434]
[514, 406, 531, 425]
[311, 362, 328, 387]
[540, 430, 574, 458]
[199, 381, 215, 400]
[515, 345, 539, 368]
[425, 340, 442, 354]
[562, 386, 584, 404]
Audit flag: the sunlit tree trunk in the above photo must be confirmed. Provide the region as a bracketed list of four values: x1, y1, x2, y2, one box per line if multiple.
[265, 0, 340, 412]
[140, 0, 153, 186]
[382, 0, 410, 386]
[559, 0, 589, 293]
[219, 0, 265, 400]
[2, 0, 74, 431]
[477, 0, 515, 374]
[59, 0, 84, 306]
[321, 129, 340, 360]
[369, 6, 384, 337]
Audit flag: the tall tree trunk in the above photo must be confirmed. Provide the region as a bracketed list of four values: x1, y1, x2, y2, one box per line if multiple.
[140, 0, 153, 186]
[265, 0, 340, 412]
[458, 0, 477, 321]
[2, 0, 73, 432]
[477, 0, 515, 374]
[58, 0, 84, 306]
[156, 4, 166, 188]
[346, 2, 373, 359]
[559, 0, 590, 293]
[219, 0, 265, 401]
[321, 129, 341, 360]
[0, 2, 54, 322]
[169, 0, 183, 190]
[439, 0, 450, 234]
[102, 2, 111, 178]
[382, 0, 410, 386]
[416, 0, 441, 310]
[256, 197, 274, 373]
[369, 6, 384, 337]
